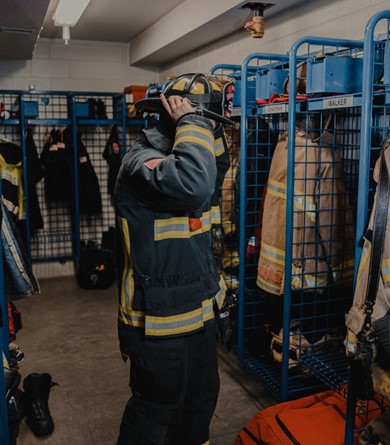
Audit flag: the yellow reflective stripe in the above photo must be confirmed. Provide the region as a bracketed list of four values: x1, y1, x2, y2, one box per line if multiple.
[120, 291, 224, 336]
[256, 275, 281, 295]
[214, 136, 224, 157]
[332, 259, 355, 281]
[211, 205, 221, 225]
[119, 217, 133, 308]
[2, 352, 9, 368]
[145, 298, 214, 336]
[267, 178, 286, 199]
[224, 170, 236, 179]
[174, 125, 214, 154]
[223, 222, 236, 236]
[291, 275, 303, 289]
[176, 124, 212, 139]
[118, 306, 145, 328]
[382, 258, 390, 283]
[154, 212, 212, 240]
[294, 194, 316, 222]
[357, 242, 370, 281]
[223, 275, 239, 289]
[155, 217, 189, 240]
[304, 274, 327, 288]
[291, 263, 328, 289]
[221, 255, 239, 269]
[174, 135, 214, 155]
[202, 210, 212, 228]
[345, 329, 358, 354]
[267, 179, 317, 222]
[260, 241, 285, 266]
[214, 276, 226, 310]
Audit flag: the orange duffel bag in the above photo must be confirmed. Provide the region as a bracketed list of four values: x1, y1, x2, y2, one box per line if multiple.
[234, 389, 383, 445]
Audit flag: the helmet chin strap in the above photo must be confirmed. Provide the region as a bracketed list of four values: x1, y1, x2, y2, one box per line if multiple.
[192, 105, 235, 126]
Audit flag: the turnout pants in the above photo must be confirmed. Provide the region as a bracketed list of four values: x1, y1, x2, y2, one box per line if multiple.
[117, 322, 219, 445]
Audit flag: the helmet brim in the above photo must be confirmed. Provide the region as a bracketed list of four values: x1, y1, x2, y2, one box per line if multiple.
[135, 97, 236, 126]
[135, 98, 164, 114]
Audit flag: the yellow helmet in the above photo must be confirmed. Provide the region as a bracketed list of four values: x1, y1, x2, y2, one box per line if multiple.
[136, 72, 235, 125]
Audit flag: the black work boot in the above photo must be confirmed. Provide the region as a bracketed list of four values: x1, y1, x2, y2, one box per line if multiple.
[23, 372, 54, 437]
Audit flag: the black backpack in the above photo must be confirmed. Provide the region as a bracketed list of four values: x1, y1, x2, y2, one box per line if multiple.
[76, 241, 115, 290]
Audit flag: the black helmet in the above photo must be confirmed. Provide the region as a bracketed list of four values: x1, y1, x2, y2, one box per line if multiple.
[135, 73, 235, 125]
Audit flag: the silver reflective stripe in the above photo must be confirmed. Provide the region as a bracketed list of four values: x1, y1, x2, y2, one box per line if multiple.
[214, 137, 224, 156]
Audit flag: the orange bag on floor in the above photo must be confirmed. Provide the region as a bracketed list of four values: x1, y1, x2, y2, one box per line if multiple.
[234, 390, 381, 445]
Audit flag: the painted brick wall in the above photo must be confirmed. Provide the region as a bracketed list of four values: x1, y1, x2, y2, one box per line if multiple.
[0, 39, 159, 92]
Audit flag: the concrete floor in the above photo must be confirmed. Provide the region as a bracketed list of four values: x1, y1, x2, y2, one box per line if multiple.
[13, 276, 276, 445]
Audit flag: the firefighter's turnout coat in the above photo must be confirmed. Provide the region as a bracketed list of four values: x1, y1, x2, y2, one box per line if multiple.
[114, 114, 227, 343]
[345, 139, 390, 398]
[256, 130, 356, 295]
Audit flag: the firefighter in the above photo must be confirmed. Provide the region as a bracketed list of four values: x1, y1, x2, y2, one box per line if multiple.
[114, 73, 235, 445]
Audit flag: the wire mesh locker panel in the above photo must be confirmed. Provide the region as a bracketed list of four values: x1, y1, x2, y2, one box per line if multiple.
[20, 92, 73, 262]
[236, 53, 296, 399]
[345, 10, 390, 445]
[1, 91, 138, 265]
[209, 64, 250, 349]
[282, 37, 365, 401]
[73, 92, 125, 256]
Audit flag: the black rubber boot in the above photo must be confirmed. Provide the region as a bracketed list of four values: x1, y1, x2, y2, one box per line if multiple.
[23, 372, 54, 437]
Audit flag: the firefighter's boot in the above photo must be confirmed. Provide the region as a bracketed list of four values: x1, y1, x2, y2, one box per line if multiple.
[23, 372, 54, 437]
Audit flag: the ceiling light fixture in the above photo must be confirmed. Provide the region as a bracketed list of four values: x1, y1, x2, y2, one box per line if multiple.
[52, 0, 91, 45]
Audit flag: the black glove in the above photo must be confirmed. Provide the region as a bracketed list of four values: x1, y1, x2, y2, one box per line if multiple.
[214, 292, 237, 349]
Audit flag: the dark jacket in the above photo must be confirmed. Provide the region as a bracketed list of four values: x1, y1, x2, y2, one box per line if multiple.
[114, 114, 227, 343]
[25, 128, 44, 234]
[103, 125, 123, 195]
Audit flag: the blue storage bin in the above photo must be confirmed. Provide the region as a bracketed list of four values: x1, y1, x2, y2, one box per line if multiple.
[75, 101, 90, 117]
[256, 69, 288, 100]
[24, 101, 39, 118]
[233, 78, 256, 106]
[306, 55, 363, 94]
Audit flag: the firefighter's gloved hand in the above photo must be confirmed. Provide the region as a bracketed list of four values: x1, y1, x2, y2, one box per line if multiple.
[214, 301, 231, 346]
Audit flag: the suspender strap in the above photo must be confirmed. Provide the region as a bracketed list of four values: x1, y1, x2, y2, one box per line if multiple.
[365, 136, 390, 311]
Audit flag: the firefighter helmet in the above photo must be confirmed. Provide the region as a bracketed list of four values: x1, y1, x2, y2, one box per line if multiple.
[135, 73, 235, 125]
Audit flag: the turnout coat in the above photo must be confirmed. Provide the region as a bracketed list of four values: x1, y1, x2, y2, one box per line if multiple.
[114, 114, 227, 344]
[256, 130, 355, 295]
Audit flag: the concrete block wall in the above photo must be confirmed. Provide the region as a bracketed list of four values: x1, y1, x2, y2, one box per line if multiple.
[0, 39, 159, 92]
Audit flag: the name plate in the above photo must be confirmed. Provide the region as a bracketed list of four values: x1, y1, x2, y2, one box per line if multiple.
[323, 96, 354, 109]
[262, 103, 288, 114]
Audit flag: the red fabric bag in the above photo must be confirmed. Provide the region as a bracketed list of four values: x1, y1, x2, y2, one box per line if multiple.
[234, 390, 382, 445]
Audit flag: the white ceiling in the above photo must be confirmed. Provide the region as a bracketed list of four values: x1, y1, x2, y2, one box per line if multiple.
[41, 0, 188, 43]
[0, 0, 307, 65]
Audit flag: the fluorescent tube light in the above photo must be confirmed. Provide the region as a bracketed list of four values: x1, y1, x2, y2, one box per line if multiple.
[53, 0, 91, 27]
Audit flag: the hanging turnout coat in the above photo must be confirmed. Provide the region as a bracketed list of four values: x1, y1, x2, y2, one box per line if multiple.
[256, 130, 356, 295]
[345, 138, 390, 398]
